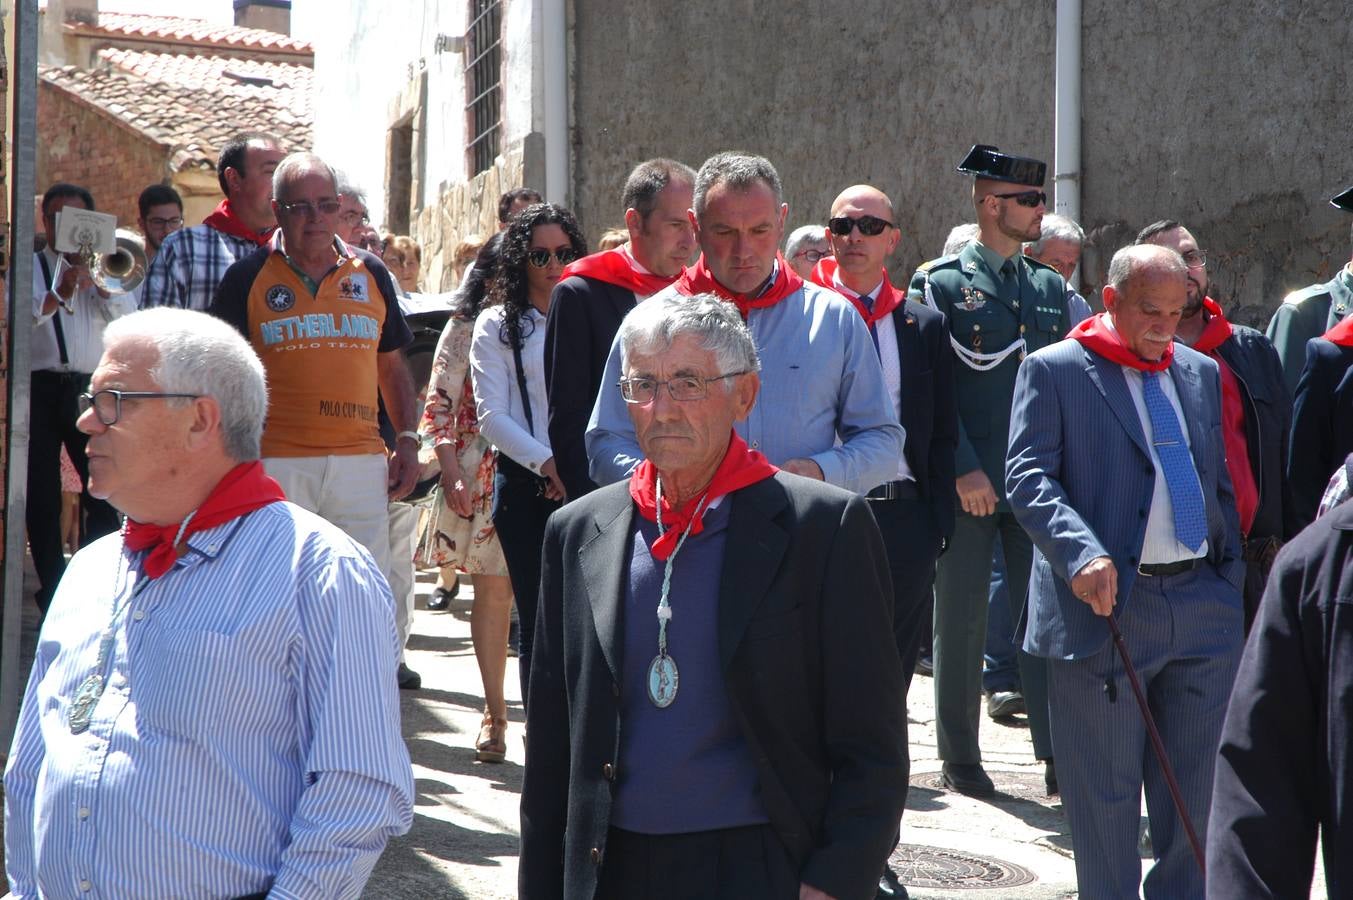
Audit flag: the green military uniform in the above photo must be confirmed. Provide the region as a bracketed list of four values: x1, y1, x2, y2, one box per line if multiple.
[907, 241, 1071, 767]
[1266, 264, 1352, 397]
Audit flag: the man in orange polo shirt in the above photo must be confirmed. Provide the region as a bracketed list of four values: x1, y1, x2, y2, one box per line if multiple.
[210, 152, 419, 579]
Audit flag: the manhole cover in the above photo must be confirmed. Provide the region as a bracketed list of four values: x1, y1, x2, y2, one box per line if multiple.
[910, 770, 1059, 805]
[890, 844, 1037, 890]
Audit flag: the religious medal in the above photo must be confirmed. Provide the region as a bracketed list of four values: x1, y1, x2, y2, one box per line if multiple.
[68, 673, 104, 734]
[647, 652, 679, 708]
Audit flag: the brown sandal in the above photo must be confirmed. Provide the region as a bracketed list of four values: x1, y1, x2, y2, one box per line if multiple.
[475, 714, 508, 763]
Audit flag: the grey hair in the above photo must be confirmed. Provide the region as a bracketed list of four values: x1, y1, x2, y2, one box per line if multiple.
[1027, 214, 1085, 256]
[333, 167, 367, 207]
[1106, 243, 1187, 291]
[102, 308, 268, 461]
[942, 223, 980, 256]
[692, 152, 783, 220]
[272, 152, 337, 201]
[785, 224, 829, 258]
[618, 293, 761, 378]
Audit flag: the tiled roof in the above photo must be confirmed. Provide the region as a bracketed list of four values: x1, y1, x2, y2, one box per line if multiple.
[65, 11, 312, 56]
[99, 47, 312, 122]
[40, 61, 312, 173]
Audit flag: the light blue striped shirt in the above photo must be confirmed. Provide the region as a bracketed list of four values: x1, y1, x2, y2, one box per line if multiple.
[585, 281, 905, 493]
[4, 502, 414, 899]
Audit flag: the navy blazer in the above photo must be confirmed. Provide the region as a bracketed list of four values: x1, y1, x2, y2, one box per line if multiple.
[1006, 339, 1245, 660]
[890, 299, 958, 543]
[1289, 337, 1353, 528]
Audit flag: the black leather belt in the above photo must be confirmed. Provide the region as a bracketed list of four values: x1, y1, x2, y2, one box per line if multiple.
[866, 480, 919, 501]
[1137, 558, 1202, 577]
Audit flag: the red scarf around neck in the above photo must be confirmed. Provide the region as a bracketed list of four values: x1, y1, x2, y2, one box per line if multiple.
[1070, 312, 1175, 372]
[807, 257, 904, 325]
[1324, 312, 1353, 347]
[202, 199, 274, 246]
[561, 246, 676, 296]
[629, 433, 778, 561]
[124, 461, 286, 578]
[1190, 297, 1234, 353]
[674, 253, 804, 318]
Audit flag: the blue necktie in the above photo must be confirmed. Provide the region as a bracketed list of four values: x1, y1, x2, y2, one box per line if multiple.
[859, 293, 881, 357]
[1141, 371, 1208, 552]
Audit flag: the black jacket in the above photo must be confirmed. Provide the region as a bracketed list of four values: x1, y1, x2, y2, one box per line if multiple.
[890, 298, 958, 545]
[1289, 337, 1353, 528]
[520, 474, 907, 900]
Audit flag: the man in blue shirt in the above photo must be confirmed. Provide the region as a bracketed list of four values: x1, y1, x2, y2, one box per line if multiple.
[586, 152, 902, 495]
[5, 308, 413, 900]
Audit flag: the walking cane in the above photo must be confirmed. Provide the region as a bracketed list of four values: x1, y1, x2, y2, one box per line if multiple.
[1106, 614, 1207, 876]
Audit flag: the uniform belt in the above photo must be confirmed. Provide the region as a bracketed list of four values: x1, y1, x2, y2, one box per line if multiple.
[1137, 558, 1202, 577]
[866, 480, 919, 501]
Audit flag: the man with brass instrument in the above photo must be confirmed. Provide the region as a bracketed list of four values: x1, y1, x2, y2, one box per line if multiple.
[28, 182, 137, 612]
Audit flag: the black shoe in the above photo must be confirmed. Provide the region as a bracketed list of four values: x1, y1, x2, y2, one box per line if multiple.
[941, 762, 995, 797]
[397, 663, 422, 690]
[915, 654, 934, 677]
[986, 690, 1025, 719]
[1044, 758, 1058, 796]
[876, 866, 909, 899]
[427, 587, 453, 612]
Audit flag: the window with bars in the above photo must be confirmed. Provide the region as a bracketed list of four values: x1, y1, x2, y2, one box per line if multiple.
[465, 0, 502, 176]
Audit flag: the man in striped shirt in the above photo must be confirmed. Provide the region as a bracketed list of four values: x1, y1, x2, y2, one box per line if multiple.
[4, 309, 413, 899]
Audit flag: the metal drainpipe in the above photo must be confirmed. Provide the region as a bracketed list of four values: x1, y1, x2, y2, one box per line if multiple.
[1054, 0, 1082, 288]
[541, 0, 568, 206]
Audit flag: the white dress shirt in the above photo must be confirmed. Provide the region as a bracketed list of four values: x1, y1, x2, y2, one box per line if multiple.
[470, 304, 553, 471]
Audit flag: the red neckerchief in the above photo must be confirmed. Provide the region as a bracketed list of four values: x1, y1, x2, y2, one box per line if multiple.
[629, 433, 778, 561]
[1190, 297, 1234, 353]
[1070, 313, 1174, 372]
[1324, 312, 1353, 347]
[202, 199, 274, 246]
[807, 257, 904, 325]
[561, 246, 676, 296]
[124, 461, 286, 578]
[674, 254, 804, 318]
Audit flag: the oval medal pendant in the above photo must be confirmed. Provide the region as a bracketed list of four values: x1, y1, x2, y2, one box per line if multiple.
[68, 673, 104, 734]
[646, 653, 679, 708]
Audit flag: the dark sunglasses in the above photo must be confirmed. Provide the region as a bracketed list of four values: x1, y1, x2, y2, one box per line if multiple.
[990, 190, 1047, 209]
[827, 215, 895, 237]
[277, 199, 342, 218]
[527, 247, 581, 268]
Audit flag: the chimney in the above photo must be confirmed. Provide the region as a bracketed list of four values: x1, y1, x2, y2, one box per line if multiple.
[233, 0, 291, 36]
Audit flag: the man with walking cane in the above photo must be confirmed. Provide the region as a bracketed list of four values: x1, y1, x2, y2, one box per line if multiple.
[1006, 244, 1245, 898]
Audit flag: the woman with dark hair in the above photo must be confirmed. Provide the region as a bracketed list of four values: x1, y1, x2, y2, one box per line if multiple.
[470, 203, 586, 710]
[421, 231, 517, 761]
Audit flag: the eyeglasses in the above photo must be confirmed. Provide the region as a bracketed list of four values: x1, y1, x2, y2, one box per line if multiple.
[827, 215, 895, 237]
[78, 390, 202, 426]
[276, 199, 342, 219]
[340, 210, 371, 226]
[793, 248, 833, 263]
[527, 247, 581, 268]
[145, 216, 183, 229]
[618, 371, 751, 404]
[989, 190, 1047, 209]
[1181, 249, 1207, 268]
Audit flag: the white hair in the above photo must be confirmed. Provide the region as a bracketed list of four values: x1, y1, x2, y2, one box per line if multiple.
[785, 224, 828, 258]
[942, 223, 980, 256]
[1027, 214, 1085, 255]
[618, 293, 760, 377]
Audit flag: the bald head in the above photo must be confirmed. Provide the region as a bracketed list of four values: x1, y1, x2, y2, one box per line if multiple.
[1103, 244, 1188, 361]
[1107, 243, 1188, 292]
[830, 184, 894, 221]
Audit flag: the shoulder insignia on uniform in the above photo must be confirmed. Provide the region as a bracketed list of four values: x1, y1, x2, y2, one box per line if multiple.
[918, 253, 960, 273]
[1283, 285, 1327, 305]
[1022, 255, 1057, 274]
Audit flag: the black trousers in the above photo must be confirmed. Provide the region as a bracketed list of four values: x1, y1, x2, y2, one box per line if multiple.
[493, 455, 561, 711]
[26, 371, 119, 611]
[597, 825, 798, 899]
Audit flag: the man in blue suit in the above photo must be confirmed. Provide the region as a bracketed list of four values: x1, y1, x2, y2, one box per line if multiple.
[1007, 244, 1246, 898]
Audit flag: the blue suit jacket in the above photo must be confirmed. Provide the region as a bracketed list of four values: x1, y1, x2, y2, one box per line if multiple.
[1006, 338, 1245, 660]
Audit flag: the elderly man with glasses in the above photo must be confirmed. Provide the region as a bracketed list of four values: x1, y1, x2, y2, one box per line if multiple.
[208, 151, 419, 595]
[522, 292, 906, 900]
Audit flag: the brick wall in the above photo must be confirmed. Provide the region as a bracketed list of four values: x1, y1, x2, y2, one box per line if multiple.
[37, 84, 171, 227]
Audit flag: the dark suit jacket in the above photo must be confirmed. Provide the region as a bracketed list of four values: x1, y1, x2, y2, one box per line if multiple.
[890, 298, 958, 544]
[543, 275, 637, 500]
[1207, 502, 1353, 898]
[519, 473, 907, 900]
[1289, 337, 1353, 527]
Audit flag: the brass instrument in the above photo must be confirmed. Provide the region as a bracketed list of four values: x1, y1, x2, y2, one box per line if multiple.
[49, 229, 148, 312]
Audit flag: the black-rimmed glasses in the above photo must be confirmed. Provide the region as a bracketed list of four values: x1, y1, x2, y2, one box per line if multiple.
[78, 390, 202, 426]
[827, 215, 895, 237]
[990, 190, 1047, 209]
[618, 371, 752, 404]
[527, 248, 581, 268]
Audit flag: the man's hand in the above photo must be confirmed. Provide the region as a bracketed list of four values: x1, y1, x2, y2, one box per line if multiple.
[781, 458, 824, 480]
[799, 884, 836, 900]
[387, 439, 419, 500]
[540, 457, 566, 503]
[1071, 556, 1118, 616]
[956, 468, 998, 517]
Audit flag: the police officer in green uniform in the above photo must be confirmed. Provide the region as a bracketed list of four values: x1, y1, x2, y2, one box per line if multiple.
[907, 145, 1072, 797]
[1267, 185, 1353, 397]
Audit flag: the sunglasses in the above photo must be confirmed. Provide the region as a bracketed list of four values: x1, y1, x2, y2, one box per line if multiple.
[527, 247, 581, 268]
[277, 199, 342, 219]
[827, 215, 895, 237]
[990, 190, 1047, 209]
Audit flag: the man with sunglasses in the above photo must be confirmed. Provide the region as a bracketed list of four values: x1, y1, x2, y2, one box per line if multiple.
[209, 152, 419, 596]
[906, 145, 1072, 798]
[545, 158, 696, 500]
[1138, 220, 1295, 624]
